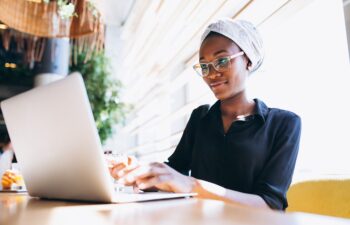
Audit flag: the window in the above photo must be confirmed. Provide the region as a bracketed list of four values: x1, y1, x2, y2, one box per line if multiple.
[249, 0, 350, 178]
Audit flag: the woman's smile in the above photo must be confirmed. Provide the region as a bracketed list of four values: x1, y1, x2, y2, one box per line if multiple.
[209, 80, 228, 91]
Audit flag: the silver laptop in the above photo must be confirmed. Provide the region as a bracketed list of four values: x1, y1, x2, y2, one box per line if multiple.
[0, 73, 195, 203]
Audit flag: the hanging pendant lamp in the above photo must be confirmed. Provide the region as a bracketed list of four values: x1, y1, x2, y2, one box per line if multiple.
[0, 0, 104, 64]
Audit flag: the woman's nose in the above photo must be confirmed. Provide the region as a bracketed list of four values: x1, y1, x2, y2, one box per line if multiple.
[207, 68, 222, 79]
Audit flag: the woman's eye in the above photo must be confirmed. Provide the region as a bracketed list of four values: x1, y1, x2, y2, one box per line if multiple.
[216, 58, 229, 67]
[200, 64, 209, 70]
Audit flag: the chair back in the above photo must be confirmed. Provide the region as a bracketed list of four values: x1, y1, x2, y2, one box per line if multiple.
[287, 179, 350, 219]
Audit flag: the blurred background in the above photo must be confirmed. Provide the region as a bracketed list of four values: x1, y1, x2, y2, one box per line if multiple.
[1, 0, 350, 182]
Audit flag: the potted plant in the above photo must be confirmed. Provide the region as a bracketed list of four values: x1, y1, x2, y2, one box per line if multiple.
[69, 51, 127, 144]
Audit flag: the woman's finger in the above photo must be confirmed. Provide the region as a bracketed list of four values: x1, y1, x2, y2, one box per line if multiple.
[118, 166, 149, 185]
[136, 175, 172, 190]
[125, 165, 167, 181]
[115, 162, 140, 178]
[121, 164, 168, 184]
[127, 156, 138, 167]
[115, 157, 139, 177]
[131, 165, 167, 180]
[111, 163, 128, 178]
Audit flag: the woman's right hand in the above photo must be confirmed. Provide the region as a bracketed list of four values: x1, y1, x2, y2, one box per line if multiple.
[109, 156, 139, 180]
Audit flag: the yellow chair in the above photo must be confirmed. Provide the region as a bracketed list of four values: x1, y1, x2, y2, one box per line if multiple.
[287, 179, 350, 218]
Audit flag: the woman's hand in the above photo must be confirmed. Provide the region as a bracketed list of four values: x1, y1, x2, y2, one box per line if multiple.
[109, 155, 139, 180]
[1, 170, 17, 189]
[118, 162, 196, 193]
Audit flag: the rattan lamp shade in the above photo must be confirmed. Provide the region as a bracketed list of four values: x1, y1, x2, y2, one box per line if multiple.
[0, 0, 102, 38]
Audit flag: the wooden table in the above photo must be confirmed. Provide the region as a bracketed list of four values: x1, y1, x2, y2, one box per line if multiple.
[1, 193, 349, 225]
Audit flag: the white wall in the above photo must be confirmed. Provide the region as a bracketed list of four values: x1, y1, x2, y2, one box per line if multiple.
[249, 0, 350, 177]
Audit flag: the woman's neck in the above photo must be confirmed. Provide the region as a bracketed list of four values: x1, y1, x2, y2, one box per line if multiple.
[220, 91, 255, 118]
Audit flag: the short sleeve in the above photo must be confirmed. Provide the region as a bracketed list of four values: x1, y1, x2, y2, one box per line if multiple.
[253, 114, 301, 210]
[166, 105, 209, 175]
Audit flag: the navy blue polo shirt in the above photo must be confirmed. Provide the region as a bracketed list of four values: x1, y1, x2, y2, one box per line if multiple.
[166, 99, 301, 210]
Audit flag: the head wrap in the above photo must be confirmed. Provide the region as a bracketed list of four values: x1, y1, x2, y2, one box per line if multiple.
[200, 18, 264, 72]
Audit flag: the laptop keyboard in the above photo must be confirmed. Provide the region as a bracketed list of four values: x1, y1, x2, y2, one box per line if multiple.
[114, 184, 137, 194]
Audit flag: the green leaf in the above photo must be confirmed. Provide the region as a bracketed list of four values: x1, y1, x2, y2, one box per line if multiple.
[69, 51, 129, 144]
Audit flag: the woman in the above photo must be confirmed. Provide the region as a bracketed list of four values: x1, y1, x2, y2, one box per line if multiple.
[110, 18, 301, 210]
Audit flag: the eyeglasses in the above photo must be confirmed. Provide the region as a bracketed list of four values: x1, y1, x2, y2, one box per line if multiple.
[193, 52, 244, 77]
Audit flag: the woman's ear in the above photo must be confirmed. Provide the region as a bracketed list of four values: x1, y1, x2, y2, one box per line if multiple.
[243, 55, 252, 71]
[246, 61, 252, 71]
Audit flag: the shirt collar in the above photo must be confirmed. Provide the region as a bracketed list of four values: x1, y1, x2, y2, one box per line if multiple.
[253, 98, 268, 123]
[203, 100, 220, 120]
[203, 98, 268, 123]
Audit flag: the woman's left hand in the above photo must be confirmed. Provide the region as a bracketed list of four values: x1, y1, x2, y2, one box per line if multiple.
[118, 162, 195, 193]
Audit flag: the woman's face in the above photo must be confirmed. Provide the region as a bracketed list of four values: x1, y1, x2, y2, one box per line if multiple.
[199, 34, 249, 101]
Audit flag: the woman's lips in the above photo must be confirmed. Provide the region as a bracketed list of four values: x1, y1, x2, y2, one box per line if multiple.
[209, 81, 228, 90]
